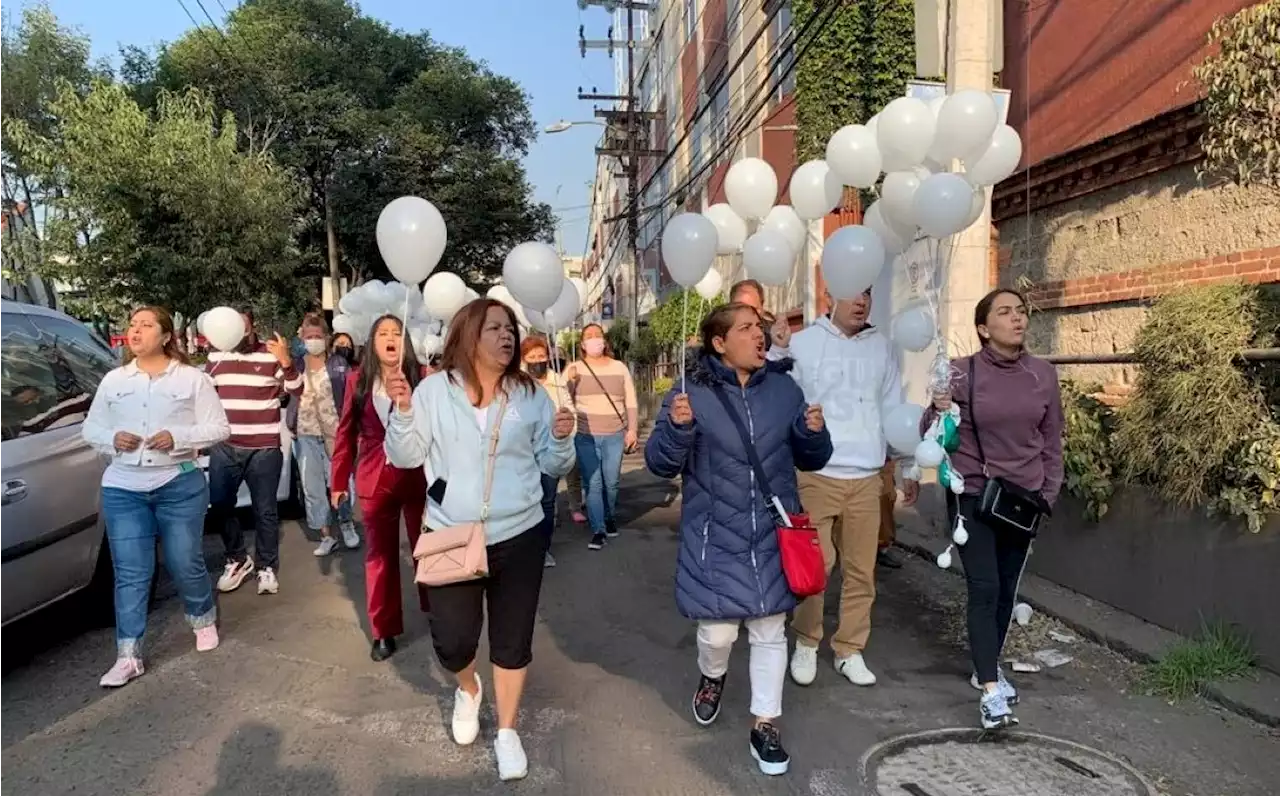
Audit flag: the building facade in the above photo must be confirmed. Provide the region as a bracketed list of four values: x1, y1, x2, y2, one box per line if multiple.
[992, 0, 1279, 387]
[582, 0, 815, 327]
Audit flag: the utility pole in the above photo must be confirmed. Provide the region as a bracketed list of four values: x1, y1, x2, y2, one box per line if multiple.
[576, 1, 657, 343]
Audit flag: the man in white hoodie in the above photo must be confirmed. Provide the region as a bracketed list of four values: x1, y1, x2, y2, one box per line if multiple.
[771, 288, 918, 687]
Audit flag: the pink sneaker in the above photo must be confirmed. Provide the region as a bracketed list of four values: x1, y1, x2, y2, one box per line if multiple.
[571, 511, 587, 524]
[99, 657, 145, 688]
[195, 625, 220, 652]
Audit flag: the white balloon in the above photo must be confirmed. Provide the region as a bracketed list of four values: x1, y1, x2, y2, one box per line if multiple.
[420, 333, 443, 359]
[933, 90, 999, 163]
[465, 287, 480, 302]
[964, 184, 987, 227]
[661, 212, 718, 287]
[723, 157, 778, 221]
[487, 284, 515, 308]
[863, 200, 910, 255]
[761, 205, 807, 255]
[693, 268, 723, 301]
[865, 114, 879, 139]
[876, 97, 936, 172]
[337, 291, 364, 316]
[890, 304, 936, 352]
[820, 225, 886, 299]
[203, 306, 246, 352]
[884, 402, 925, 454]
[915, 438, 946, 469]
[742, 229, 794, 286]
[503, 241, 564, 311]
[913, 172, 976, 238]
[937, 546, 953, 569]
[527, 279, 582, 331]
[965, 124, 1024, 187]
[422, 272, 470, 323]
[569, 277, 587, 303]
[789, 160, 842, 220]
[197, 310, 210, 335]
[332, 314, 358, 340]
[376, 196, 447, 285]
[880, 170, 925, 232]
[825, 124, 882, 189]
[703, 203, 748, 255]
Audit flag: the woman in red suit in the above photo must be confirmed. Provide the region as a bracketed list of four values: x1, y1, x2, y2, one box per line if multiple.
[331, 315, 430, 661]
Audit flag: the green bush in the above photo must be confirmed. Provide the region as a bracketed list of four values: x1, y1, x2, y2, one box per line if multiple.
[652, 376, 674, 396]
[1061, 381, 1116, 521]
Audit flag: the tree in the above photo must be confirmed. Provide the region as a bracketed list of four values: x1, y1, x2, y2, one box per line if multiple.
[4, 82, 303, 326]
[792, 0, 917, 164]
[648, 288, 722, 347]
[0, 4, 108, 290]
[1193, 1, 1280, 189]
[135, 0, 553, 287]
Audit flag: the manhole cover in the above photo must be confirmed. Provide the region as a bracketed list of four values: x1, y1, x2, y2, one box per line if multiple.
[861, 728, 1157, 796]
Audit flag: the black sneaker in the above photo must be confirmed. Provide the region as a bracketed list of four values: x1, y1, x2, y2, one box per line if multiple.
[877, 549, 903, 569]
[588, 533, 606, 550]
[605, 519, 620, 538]
[749, 722, 790, 775]
[691, 673, 725, 726]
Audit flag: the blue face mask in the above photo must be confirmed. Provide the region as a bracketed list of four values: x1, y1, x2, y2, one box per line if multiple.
[290, 338, 306, 361]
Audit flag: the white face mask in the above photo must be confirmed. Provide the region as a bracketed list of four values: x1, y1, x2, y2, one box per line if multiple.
[583, 338, 606, 357]
[304, 339, 327, 356]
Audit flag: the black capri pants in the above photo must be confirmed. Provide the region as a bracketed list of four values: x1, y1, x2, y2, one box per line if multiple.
[426, 524, 548, 672]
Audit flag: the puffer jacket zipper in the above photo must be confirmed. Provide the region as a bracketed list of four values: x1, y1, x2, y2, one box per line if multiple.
[700, 518, 710, 562]
[742, 384, 766, 614]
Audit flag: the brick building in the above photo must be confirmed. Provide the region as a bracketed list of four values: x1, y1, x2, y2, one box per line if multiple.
[992, 0, 1280, 385]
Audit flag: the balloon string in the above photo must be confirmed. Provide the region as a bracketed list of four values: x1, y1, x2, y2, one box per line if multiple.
[549, 324, 567, 408]
[681, 288, 688, 394]
[398, 287, 410, 369]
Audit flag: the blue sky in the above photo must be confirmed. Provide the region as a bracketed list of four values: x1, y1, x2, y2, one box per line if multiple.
[42, 0, 615, 255]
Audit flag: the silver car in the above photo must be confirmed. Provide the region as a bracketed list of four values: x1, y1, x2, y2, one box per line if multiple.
[1, 299, 116, 625]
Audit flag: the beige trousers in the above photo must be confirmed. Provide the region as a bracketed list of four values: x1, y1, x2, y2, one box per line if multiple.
[791, 471, 882, 658]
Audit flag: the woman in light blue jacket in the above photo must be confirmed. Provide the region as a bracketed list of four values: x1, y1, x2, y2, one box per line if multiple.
[384, 298, 575, 783]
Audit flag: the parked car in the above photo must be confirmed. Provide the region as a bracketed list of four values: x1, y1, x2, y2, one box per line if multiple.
[0, 300, 296, 627]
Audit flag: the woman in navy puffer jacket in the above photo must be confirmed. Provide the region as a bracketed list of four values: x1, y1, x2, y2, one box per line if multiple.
[646, 302, 832, 777]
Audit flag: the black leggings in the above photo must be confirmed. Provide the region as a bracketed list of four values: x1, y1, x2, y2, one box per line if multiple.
[949, 494, 1032, 684]
[425, 526, 548, 672]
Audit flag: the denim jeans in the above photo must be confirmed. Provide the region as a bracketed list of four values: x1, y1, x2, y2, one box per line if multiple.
[540, 473, 560, 541]
[208, 443, 284, 570]
[102, 469, 216, 658]
[293, 435, 353, 532]
[574, 431, 624, 534]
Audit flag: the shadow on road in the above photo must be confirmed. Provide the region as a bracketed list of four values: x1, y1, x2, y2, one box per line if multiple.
[205, 722, 339, 796]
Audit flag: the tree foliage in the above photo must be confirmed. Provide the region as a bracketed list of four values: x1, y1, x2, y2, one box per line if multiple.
[4, 82, 303, 324]
[134, 0, 554, 286]
[647, 288, 723, 347]
[1194, 1, 1280, 189]
[792, 0, 917, 164]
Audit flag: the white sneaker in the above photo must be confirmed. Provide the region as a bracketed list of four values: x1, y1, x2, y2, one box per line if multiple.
[216, 557, 254, 592]
[544, 551, 556, 568]
[451, 674, 483, 746]
[340, 522, 359, 549]
[99, 657, 145, 688]
[257, 567, 279, 595]
[834, 652, 877, 686]
[494, 728, 529, 781]
[313, 537, 339, 557]
[789, 644, 818, 686]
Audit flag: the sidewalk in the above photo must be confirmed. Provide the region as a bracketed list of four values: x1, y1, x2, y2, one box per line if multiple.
[1, 458, 1276, 795]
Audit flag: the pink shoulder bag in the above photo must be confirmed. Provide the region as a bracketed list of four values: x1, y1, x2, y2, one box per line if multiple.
[412, 394, 507, 586]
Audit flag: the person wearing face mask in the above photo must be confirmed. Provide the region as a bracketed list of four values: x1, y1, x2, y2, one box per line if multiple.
[331, 333, 357, 367]
[769, 288, 918, 689]
[286, 313, 358, 555]
[922, 288, 1063, 730]
[384, 299, 576, 782]
[520, 335, 579, 568]
[564, 323, 638, 550]
[646, 303, 832, 776]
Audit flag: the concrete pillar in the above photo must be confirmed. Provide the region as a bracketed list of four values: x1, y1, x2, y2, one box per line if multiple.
[943, 0, 995, 358]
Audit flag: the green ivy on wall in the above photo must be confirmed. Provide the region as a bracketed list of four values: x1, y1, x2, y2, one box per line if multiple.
[793, 0, 918, 164]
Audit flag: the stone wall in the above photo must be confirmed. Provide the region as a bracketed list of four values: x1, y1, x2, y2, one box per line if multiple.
[996, 162, 1280, 386]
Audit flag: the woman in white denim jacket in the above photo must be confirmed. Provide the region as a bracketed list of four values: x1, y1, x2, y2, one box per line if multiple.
[384, 298, 575, 783]
[82, 306, 230, 688]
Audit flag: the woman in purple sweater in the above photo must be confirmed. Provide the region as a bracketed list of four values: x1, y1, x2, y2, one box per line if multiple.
[925, 288, 1064, 730]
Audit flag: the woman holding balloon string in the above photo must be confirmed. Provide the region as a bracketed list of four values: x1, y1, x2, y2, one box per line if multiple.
[520, 334, 580, 568]
[921, 288, 1063, 730]
[330, 314, 430, 662]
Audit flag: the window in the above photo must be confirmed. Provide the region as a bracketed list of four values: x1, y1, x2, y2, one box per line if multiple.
[769, 0, 796, 103]
[710, 81, 729, 149]
[689, 114, 704, 173]
[0, 313, 72, 442]
[727, 0, 741, 45]
[684, 0, 697, 41]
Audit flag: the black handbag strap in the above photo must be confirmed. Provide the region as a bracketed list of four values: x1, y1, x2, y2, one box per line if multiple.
[579, 358, 627, 426]
[707, 383, 783, 523]
[967, 356, 991, 477]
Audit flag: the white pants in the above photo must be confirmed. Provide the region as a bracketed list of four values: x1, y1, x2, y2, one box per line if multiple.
[696, 613, 787, 720]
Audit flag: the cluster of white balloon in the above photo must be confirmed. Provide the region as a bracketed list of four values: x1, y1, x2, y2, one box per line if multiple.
[334, 279, 445, 361]
[660, 89, 1024, 482]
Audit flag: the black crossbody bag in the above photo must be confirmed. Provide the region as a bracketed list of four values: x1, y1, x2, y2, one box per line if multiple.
[968, 356, 1044, 537]
[580, 358, 636, 453]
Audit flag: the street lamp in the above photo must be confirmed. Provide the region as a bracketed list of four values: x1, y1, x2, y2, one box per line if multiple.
[544, 120, 607, 133]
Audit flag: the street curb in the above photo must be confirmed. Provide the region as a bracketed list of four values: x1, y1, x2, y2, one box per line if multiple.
[892, 522, 1280, 728]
